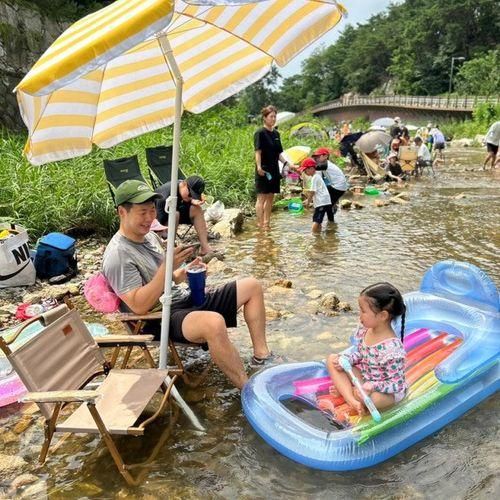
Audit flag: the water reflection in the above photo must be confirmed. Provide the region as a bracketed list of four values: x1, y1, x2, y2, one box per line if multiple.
[0, 148, 498, 497]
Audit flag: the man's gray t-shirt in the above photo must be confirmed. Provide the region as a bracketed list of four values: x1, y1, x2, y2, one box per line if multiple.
[102, 232, 189, 312]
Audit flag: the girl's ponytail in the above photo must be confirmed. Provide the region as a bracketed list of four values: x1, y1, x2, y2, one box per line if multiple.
[400, 304, 406, 341]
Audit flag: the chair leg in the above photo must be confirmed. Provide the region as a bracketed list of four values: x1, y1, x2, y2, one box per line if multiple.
[39, 404, 61, 463]
[121, 346, 133, 368]
[87, 403, 139, 486]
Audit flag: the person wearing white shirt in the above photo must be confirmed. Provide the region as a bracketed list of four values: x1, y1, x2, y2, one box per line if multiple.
[299, 158, 333, 233]
[414, 136, 434, 175]
[312, 147, 348, 220]
[483, 121, 500, 170]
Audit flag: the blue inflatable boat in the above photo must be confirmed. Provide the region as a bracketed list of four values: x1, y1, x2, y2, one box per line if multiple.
[242, 261, 499, 470]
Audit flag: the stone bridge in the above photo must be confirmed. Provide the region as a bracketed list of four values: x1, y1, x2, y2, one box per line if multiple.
[310, 95, 500, 125]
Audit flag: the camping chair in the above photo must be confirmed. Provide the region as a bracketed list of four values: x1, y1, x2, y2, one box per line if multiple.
[0, 304, 180, 486]
[145, 145, 186, 188]
[398, 146, 417, 174]
[116, 310, 212, 388]
[360, 152, 386, 181]
[103, 155, 148, 205]
[146, 145, 193, 240]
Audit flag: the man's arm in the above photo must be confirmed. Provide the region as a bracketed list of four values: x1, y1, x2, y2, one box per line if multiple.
[120, 246, 193, 315]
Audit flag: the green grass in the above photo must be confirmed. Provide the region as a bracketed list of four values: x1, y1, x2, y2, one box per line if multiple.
[0, 104, 330, 239]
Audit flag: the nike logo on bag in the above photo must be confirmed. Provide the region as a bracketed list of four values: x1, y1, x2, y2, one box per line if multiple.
[0, 261, 31, 281]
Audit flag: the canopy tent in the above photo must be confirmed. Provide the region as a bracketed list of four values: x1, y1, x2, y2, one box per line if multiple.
[276, 111, 296, 125]
[290, 122, 328, 140]
[16, 0, 347, 384]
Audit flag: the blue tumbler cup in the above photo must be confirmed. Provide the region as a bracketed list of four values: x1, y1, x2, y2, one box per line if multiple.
[187, 266, 206, 306]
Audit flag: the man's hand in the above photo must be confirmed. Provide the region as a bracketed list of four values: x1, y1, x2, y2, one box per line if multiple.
[174, 245, 194, 269]
[191, 199, 204, 207]
[257, 167, 265, 177]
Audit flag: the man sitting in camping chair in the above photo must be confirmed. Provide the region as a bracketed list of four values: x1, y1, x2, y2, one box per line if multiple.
[414, 136, 434, 176]
[102, 180, 281, 390]
[155, 175, 213, 256]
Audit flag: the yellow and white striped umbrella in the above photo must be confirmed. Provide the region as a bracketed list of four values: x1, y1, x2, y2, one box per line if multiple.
[16, 0, 346, 165]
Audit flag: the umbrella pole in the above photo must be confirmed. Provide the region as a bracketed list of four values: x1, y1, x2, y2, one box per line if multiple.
[158, 35, 204, 432]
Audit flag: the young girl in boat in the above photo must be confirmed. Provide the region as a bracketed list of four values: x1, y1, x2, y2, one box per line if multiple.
[327, 282, 407, 415]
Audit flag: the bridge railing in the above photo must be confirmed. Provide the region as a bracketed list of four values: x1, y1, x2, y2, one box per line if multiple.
[310, 95, 500, 113]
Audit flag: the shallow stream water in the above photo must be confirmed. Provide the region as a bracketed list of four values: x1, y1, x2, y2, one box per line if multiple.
[0, 147, 498, 498]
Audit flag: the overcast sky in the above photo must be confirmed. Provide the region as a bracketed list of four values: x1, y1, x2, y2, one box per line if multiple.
[279, 0, 396, 78]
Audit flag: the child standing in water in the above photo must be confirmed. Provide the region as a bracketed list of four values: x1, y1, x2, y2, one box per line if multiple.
[327, 282, 407, 415]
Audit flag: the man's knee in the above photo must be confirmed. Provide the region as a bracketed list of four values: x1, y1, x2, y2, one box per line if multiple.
[201, 312, 228, 342]
[240, 277, 263, 296]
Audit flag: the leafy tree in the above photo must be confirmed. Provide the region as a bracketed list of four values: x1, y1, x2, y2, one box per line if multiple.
[238, 66, 281, 117]
[455, 50, 500, 96]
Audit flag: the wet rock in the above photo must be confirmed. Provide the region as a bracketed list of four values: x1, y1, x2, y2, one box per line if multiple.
[340, 200, 352, 209]
[9, 474, 38, 491]
[0, 453, 27, 475]
[389, 196, 409, 205]
[317, 331, 333, 340]
[207, 259, 227, 275]
[307, 289, 323, 299]
[19, 480, 48, 499]
[374, 199, 389, 207]
[319, 292, 340, 310]
[337, 301, 352, 312]
[1, 430, 18, 444]
[14, 416, 32, 434]
[274, 279, 292, 288]
[211, 209, 244, 238]
[451, 138, 474, 148]
[201, 251, 225, 265]
[453, 193, 467, 199]
[265, 307, 282, 321]
[352, 201, 364, 209]
[394, 191, 410, 201]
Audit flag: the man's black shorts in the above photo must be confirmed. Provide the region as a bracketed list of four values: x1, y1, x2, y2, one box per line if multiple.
[486, 142, 499, 155]
[143, 281, 237, 344]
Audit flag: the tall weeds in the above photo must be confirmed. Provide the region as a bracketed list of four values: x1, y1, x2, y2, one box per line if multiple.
[0, 104, 326, 239]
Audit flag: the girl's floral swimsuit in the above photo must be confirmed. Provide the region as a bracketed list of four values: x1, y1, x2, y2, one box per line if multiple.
[346, 326, 408, 403]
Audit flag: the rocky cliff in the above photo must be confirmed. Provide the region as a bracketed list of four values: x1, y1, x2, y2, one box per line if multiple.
[0, 0, 66, 130]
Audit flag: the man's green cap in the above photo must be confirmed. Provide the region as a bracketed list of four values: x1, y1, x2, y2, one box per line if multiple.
[115, 180, 161, 206]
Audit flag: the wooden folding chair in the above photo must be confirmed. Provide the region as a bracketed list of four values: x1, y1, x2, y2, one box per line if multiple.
[398, 146, 418, 174]
[0, 305, 181, 486]
[103, 155, 148, 206]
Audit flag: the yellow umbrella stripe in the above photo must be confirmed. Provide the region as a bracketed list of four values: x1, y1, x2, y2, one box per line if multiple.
[42, 0, 150, 54]
[98, 71, 174, 103]
[184, 57, 271, 111]
[278, 11, 343, 65]
[96, 88, 177, 125]
[37, 115, 97, 130]
[16, 0, 174, 96]
[26, 137, 92, 162]
[94, 107, 176, 146]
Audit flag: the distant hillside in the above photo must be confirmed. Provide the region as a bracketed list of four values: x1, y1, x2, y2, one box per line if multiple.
[270, 0, 499, 113]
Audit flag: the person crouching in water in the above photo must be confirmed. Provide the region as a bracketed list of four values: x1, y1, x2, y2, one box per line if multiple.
[383, 152, 406, 184]
[299, 157, 333, 233]
[312, 147, 348, 219]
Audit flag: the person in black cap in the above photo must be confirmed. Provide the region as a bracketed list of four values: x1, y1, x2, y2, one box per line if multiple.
[155, 175, 213, 255]
[102, 180, 282, 390]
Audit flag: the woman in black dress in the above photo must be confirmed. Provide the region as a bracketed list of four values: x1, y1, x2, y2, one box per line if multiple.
[254, 105, 290, 229]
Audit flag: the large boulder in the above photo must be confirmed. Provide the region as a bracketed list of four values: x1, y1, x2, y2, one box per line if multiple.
[211, 209, 244, 239]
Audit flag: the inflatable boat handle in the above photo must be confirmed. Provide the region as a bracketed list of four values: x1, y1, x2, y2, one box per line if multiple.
[339, 356, 382, 422]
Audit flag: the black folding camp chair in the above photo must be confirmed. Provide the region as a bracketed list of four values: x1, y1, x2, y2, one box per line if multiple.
[103, 155, 148, 206]
[146, 145, 185, 189]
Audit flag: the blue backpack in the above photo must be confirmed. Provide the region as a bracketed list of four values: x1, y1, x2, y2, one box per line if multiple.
[34, 233, 78, 280]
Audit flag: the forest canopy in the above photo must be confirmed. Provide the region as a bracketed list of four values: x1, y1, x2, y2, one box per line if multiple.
[251, 0, 500, 114]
